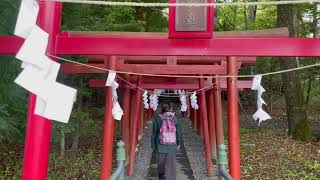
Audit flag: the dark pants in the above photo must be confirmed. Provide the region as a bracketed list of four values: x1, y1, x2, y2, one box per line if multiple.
[157, 152, 176, 180]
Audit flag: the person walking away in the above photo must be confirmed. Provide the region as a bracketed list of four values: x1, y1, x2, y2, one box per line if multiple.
[151, 103, 181, 180]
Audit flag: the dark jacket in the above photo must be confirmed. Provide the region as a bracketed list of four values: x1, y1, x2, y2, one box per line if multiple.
[151, 112, 181, 153]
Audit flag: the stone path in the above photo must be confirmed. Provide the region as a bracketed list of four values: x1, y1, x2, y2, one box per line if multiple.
[127, 116, 216, 180]
[147, 140, 195, 180]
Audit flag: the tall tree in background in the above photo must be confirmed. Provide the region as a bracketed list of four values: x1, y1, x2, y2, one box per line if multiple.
[277, 4, 311, 141]
[244, 0, 257, 29]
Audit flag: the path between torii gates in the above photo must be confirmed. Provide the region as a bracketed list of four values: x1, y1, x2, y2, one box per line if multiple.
[127, 116, 218, 180]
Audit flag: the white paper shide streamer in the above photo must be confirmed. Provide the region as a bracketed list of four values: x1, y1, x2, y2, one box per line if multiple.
[179, 90, 187, 112]
[106, 71, 123, 120]
[143, 91, 149, 109]
[14, 0, 77, 123]
[149, 89, 163, 111]
[251, 75, 271, 125]
[190, 92, 199, 110]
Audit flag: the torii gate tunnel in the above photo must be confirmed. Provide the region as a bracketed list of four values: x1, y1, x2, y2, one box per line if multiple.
[0, 1, 320, 180]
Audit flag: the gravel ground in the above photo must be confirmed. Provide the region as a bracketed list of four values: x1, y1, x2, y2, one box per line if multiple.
[125, 121, 153, 180]
[180, 118, 208, 180]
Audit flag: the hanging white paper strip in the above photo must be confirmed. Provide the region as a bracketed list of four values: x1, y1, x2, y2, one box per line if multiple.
[179, 90, 187, 112]
[16, 26, 49, 69]
[14, 65, 50, 99]
[14, 0, 39, 38]
[252, 108, 271, 125]
[143, 91, 149, 109]
[112, 101, 124, 121]
[42, 82, 77, 123]
[149, 92, 159, 111]
[33, 60, 61, 116]
[106, 70, 117, 86]
[190, 92, 199, 110]
[251, 75, 271, 125]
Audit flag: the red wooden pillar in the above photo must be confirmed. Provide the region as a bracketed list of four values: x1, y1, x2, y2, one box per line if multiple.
[100, 56, 117, 179]
[197, 94, 204, 137]
[22, 2, 61, 180]
[227, 57, 241, 180]
[139, 106, 144, 137]
[187, 98, 191, 118]
[193, 107, 198, 132]
[128, 76, 143, 176]
[199, 78, 213, 177]
[206, 89, 217, 161]
[213, 77, 225, 147]
[129, 89, 136, 144]
[190, 107, 194, 128]
[143, 108, 148, 128]
[137, 94, 142, 137]
[122, 75, 131, 159]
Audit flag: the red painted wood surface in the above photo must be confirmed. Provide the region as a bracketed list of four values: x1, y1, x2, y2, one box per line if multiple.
[199, 78, 213, 177]
[22, 2, 61, 180]
[227, 57, 241, 180]
[89, 79, 253, 90]
[87, 56, 256, 65]
[197, 95, 203, 137]
[61, 63, 227, 75]
[213, 77, 224, 146]
[206, 89, 217, 160]
[55, 34, 320, 56]
[193, 106, 198, 132]
[122, 77, 131, 159]
[128, 77, 142, 176]
[100, 56, 117, 179]
[1, 27, 290, 55]
[143, 108, 148, 129]
[0, 36, 24, 54]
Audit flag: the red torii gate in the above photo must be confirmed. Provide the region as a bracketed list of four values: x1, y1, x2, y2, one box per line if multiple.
[0, 1, 320, 180]
[62, 55, 255, 177]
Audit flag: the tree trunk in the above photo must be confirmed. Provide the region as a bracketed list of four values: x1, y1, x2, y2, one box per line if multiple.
[305, 75, 313, 110]
[277, 4, 311, 141]
[60, 127, 65, 157]
[268, 58, 275, 114]
[246, 0, 257, 29]
[71, 127, 80, 152]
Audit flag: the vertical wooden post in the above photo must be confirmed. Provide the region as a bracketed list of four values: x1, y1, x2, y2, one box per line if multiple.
[190, 107, 194, 128]
[197, 94, 204, 137]
[137, 94, 142, 137]
[100, 56, 117, 179]
[207, 89, 217, 161]
[139, 105, 144, 137]
[122, 76, 131, 160]
[128, 76, 143, 176]
[199, 78, 213, 177]
[22, 2, 61, 180]
[193, 107, 198, 132]
[187, 97, 191, 118]
[213, 76, 224, 146]
[227, 57, 241, 180]
[143, 108, 148, 128]
[129, 89, 136, 145]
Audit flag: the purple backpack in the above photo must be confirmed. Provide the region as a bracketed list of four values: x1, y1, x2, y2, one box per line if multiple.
[159, 112, 176, 145]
